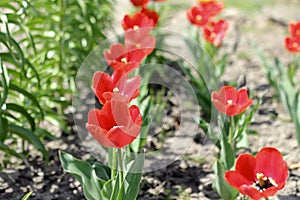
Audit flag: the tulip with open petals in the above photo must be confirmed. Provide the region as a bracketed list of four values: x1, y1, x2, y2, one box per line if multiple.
[225, 147, 288, 200]
[203, 19, 229, 47]
[211, 86, 252, 116]
[104, 43, 146, 73]
[122, 12, 155, 31]
[92, 69, 141, 105]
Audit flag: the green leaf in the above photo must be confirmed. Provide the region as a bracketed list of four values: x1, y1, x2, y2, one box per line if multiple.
[59, 151, 104, 200]
[120, 153, 144, 200]
[22, 191, 33, 200]
[9, 83, 44, 119]
[0, 115, 8, 142]
[0, 141, 24, 159]
[8, 124, 48, 161]
[220, 135, 235, 170]
[213, 160, 238, 200]
[0, 59, 10, 109]
[6, 103, 35, 131]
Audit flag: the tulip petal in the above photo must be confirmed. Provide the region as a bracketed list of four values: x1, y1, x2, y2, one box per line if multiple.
[218, 86, 237, 104]
[225, 104, 239, 116]
[255, 147, 288, 184]
[235, 153, 256, 181]
[224, 171, 251, 189]
[240, 185, 262, 200]
[107, 126, 137, 148]
[92, 71, 114, 104]
[86, 123, 116, 148]
[212, 99, 226, 113]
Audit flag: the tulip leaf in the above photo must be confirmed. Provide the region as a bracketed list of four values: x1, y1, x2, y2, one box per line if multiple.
[213, 160, 238, 200]
[117, 153, 144, 200]
[21, 191, 33, 200]
[220, 135, 235, 170]
[59, 151, 106, 200]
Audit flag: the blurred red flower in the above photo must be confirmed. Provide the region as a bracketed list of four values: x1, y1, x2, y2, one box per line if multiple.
[187, 0, 224, 27]
[86, 94, 142, 148]
[141, 7, 159, 26]
[289, 21, 300, 38]
[130, 0, 149, 7]
[203, 19, 229, 46]
[224, 147, 288, 200]
[125, 28, 156, 56]
[285, 37, 300, 53]
[285, 21, 300, 53]
[187, 5, 212, 27]
[92, 69, 141, 105]
[122, 12, 154, 31]
[211, 86, 252, 116]
[198, 0, 224, 17]
[104, 43, 146, 73]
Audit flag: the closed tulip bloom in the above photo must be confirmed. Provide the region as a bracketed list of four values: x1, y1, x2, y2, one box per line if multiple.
[86, 94, 142, 148]
[122, 12, 155, 31]
[211, 86, 252, 116]
[203, 19, 229, 47]
[225, 147, 288, 200]
[104, 43, 146, 73]
[92, 69, 141, 105]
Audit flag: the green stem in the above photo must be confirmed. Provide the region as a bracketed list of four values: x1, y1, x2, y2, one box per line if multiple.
[117, 148, 124, 200]
[111, 148, 117, 178]
[229, 116, 234, 147]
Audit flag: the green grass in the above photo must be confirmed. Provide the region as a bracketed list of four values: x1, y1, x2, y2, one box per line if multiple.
[223, 0, 276, 13]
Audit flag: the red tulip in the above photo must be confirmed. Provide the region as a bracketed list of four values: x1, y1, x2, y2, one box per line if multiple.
[104, 43, 146, 73]
[289, 21, 300, 38]
[198, 0, 224, 17]
[285, 21, 300, 53]
[122, 12, 155, 31]
[92, 69, 141, 105]
[141, 7, 159, 26]
[203, 19, 229, 46]
[285, 36, 300, 53]
[86, 94, 142, 148]
[125, 28, 156, 56]
[130, 0, 149, 7]
[186, 5, 212, 27]
[224, 147, 288, 200]
[187, 1, 224, 27]
[211, 86, 252, 116]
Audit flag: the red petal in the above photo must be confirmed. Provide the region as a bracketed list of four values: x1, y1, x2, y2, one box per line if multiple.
[106, 126, 137, 148]
[224, 171, 251, 190]
[239, 185, 262, 200]
[254, 147, 289, 184]
[86, 123, 116, 148]
[238, 99, 252, 113]
[218, 86, 238, 104]
[111, 94, 131, 128]
[212, 99, 226, 113]
[92, 71, 114, 104]
[235, 153, 256, 181]
[225, 104, 239, 116]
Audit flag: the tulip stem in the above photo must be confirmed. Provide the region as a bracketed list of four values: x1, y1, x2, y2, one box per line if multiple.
[117, 148, 124, 198]
[229, 116, 234, 148]
[111, 149, 117, 178]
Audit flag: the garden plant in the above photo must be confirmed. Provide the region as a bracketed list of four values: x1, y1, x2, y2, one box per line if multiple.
[0, 0, 299, 200]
